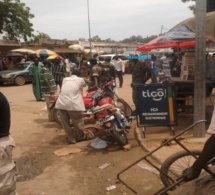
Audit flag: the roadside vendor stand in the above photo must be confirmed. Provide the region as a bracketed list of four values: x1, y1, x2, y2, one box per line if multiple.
[171, 51, 214, 112]
[170, 76, 214, 112]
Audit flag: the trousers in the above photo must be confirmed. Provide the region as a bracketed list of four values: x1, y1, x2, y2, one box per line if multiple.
[59, 110, 85, 143]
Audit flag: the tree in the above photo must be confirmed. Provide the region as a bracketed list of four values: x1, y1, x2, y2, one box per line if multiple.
[181, 0, 215, 13]
[79, 38, 86, 41]
[121, 35, 157, 43]
[29, 32, 50, 43]
[0, 0, 34, 41]
[91, 35, 102, 42]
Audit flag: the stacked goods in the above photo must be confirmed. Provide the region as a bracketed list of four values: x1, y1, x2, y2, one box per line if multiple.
[180, 64, 189, 80]
[181, 52, 195, 80]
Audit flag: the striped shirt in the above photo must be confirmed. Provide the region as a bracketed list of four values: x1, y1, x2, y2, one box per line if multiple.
[40, 67, 57, 94]
[55, 75, 86, 111]
[51, 62, 66, 82]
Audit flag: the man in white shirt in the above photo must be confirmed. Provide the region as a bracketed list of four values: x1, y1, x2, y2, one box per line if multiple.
[55, 70, 91, 143]
[113, 56, 124, 88]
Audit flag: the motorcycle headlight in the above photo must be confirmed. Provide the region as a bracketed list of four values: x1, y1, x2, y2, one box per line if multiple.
[2, 74, 12, 78]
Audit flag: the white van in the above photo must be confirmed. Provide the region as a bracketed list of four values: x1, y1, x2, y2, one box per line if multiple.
[97, 54, 128, 64]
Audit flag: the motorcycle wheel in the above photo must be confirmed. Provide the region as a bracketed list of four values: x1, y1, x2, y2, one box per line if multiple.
[160, 150, 201, 187]
[116, 98, 132, 118]
[110, 121, 128, 147]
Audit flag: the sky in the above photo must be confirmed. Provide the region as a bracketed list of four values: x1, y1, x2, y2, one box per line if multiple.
[21, 0, 195, 41]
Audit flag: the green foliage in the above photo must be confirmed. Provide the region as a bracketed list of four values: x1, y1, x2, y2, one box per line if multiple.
[121, 35, 158, 43]
[29, 32, 50, 43]
[79, 38, 86, 41]
[91, 35, 102, 42]
[0, 0, 34, 41]
[87, 35, 157, 44]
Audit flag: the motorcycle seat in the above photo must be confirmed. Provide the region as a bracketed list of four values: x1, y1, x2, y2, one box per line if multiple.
[91, 104, 115, 113]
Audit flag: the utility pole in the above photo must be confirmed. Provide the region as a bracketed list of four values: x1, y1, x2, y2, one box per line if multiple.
[87, 0, 92, 58]
[193, 0, 207, 137]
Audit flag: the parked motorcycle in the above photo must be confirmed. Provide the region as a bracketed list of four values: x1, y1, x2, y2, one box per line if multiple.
[53, 79, 132, 126]
[48, 80, 132, 147]
[89, 103, 129, 147]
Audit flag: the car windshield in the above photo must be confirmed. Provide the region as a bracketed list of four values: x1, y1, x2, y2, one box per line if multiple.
[8, 63, 30, 70]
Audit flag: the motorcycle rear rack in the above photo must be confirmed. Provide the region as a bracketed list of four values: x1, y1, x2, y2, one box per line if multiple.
[117, 119, 215, 195]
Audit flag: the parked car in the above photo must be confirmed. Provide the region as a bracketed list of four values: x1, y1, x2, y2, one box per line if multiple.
[0, 62, 34, 86]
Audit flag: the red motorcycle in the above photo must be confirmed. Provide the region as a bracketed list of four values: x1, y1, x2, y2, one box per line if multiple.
[50, 80, 132, 147]
[53, 80, 132, 125]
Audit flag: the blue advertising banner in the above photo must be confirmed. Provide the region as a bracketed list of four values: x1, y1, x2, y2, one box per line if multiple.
[134, 83, 177, 127]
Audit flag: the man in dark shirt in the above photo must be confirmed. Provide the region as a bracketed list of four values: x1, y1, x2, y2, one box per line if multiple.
[131, 57, 152, 105]
[0, 92, 10, 138]
[51, 58, 66, 89]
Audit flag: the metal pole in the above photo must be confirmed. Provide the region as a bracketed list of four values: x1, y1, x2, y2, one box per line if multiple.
[193, 0, 207, 137]
[87, 0, 92, 58]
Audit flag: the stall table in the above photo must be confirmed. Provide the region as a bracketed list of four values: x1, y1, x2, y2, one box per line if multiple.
[170, 77, 214, 112]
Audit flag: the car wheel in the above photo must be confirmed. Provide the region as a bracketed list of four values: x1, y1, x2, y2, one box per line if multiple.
[14, 76, 26, 86]
[0, 82, 4, 85]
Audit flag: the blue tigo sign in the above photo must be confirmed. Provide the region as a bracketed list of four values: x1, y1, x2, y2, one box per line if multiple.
[128, 55, 151, 60]
[134, 84, 177, 126]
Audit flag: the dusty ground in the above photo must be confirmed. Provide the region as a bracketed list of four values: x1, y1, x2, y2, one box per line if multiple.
[2, 74, 214, 195]
[1, 75, 165, 195]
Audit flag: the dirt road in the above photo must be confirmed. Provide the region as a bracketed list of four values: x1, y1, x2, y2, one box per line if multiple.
[0, 75, 163, 195]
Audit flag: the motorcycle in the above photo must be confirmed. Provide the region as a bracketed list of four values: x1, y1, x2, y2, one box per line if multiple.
[48, 80, 132, 147]
[89, 102, 129, 147]
[53, 79, 132, 127]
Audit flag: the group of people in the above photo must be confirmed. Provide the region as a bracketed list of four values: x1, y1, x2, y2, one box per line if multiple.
[1, 51, 215, 195]
[29, 57, 67, 101]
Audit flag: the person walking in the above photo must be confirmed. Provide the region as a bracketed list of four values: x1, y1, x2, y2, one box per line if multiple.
[29, 57, 43, 101]
[0, 92, 17, 195]
[55, 70, 94, 144]
[149, 55, 158, 83]
[113, 56, 124, 88]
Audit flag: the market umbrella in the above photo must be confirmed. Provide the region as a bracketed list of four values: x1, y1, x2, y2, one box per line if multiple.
[83, 49, 98, 54]
[46, 54, 64, 60]
[150, 48, 173, 54]
[10, 48, 36, 55]
[68, 44, 85, 53]
[136, 25, 212, 52]
[35, 49, 58, 57]
[6, 52, 24, 57]
[172, 11, 215, 42]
